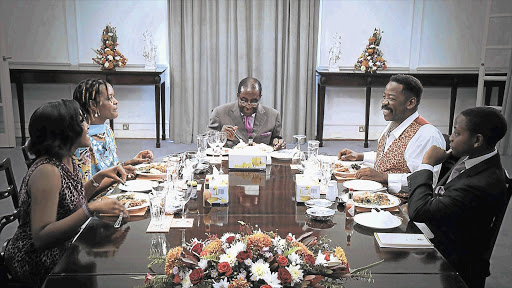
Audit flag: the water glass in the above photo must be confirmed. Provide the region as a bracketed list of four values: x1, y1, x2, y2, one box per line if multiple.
[197, 134, 209, 159]
[307, 140, 320, 158]
[149, 192, 165, 228]
[293, 134, 307, 151]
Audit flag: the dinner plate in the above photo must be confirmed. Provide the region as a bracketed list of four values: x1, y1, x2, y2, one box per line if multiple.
[352, 191, 401, 209]
[107, 192, 150, 210]
[354, 210, 402, 229]
[270, 149, 296, 160]
[343, 179, 383, 191]
[118, 180, 155, 192]
[134, 163, 166, 176]
[206, 147, 230, 156]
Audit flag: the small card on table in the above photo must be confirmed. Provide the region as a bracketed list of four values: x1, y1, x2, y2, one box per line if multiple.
[170, 218, 194, 228]
[146, 214, 173, 233]
[374, 232, 434, 249]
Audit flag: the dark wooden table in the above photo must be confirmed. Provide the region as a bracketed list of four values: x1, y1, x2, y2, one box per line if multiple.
[315, 70, 481, 147]
[46, 160, 466, 287]
[10, 66, 167, 148]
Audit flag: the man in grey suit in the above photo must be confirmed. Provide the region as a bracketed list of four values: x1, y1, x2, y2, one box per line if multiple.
[208, 77, 286, 150]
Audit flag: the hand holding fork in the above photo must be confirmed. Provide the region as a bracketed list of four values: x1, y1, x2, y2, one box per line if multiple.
[114, 203, 130, 228]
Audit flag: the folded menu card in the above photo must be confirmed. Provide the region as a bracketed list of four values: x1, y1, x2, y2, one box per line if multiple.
[374, 232, 434, 249]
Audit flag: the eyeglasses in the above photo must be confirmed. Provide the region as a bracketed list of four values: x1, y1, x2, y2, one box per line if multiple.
[238, 99, 259, 107]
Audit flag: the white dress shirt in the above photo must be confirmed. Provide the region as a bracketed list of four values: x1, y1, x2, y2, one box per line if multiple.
[363, 111, 446, 193]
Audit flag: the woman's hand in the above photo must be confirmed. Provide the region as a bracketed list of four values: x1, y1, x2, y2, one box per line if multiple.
[88, 197, 128, 216]
[96, 165, 128, 184]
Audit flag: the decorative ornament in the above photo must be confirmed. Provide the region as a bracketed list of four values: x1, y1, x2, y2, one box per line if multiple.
[142, 30, 157, 70]
[92, 24, 128, 70]
[354, 28, 387, 73]
[328, 32, 342, 71]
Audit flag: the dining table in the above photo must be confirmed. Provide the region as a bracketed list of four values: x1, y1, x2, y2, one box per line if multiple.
[44, 157, 468, 288]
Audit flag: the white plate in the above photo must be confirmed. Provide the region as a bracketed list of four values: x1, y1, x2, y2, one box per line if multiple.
[343, 179, 383, 191]
[107, 192, 150, 210]
[352, 192, 401, 209]
[270, 149, 296, 160]
[306, 207, 336, 221]
[354, 210, 402, 229]
[134, 163, 166, 176]
[305, 199, 334, 208]
[118, 180, 155, 192]
[206, 147, 230, 156]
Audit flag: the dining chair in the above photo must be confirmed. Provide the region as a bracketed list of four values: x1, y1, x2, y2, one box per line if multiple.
[485, 171, 512, 260]
[21, 140, 36, 169]
[0, 158, 18, 209]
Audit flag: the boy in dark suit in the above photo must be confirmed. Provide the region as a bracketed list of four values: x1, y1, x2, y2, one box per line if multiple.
[407, 106, 508, 288]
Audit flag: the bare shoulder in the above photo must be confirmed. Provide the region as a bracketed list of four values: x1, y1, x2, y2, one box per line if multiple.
[29, 163, 62, 192]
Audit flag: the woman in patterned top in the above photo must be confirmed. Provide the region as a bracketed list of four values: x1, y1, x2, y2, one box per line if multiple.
[4, 99, 129, 286]
[73, 79, 153, 192]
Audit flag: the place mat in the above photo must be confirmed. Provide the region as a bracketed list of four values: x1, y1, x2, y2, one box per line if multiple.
[146, 215, 174, 233]
[355, 206, 399, 213]
[100, 206, 148, 217]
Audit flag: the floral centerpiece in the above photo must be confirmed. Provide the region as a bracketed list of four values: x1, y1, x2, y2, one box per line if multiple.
[138, 222, 380, 288]
[92, 24, 128, 70]
[354, 28, 387, 73]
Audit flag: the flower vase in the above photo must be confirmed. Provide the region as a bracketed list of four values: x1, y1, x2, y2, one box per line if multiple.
[144, 58, 156, 70]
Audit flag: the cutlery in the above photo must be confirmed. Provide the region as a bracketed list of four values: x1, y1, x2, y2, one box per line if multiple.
[234, 130, 244, 142]
[114, 203, 129, 228]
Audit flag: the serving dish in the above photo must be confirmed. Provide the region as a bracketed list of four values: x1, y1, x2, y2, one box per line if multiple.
[305, 207, 336, 221]
[305, 198, 334, 208]
[353, 210, 402, 229]
[343, 179, 383, 191]
[352, 191, 401, 209]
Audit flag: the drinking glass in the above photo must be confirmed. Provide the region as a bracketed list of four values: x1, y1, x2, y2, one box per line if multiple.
[216, 132, 228, 174]
[293, 135, 307, 151]
[175, 187, 193, 218]
[307, 140, 320, 158]
[149, 192, 165, 228]
[207, 131, 219, 156]
[196, 134, 209, 159]
[321, 158, 334, 189]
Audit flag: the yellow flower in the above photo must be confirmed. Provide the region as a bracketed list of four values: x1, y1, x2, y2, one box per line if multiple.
[292, 241, 313, 257]
[334, 247, 348, 265]
[246, 232, 272, 251]
[228, 277, 251, 288]
[200, 238, 224, 256]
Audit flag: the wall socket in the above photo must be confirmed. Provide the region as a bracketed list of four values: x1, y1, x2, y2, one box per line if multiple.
[122, 124, 130, 130]
[358, 125, 365, 132]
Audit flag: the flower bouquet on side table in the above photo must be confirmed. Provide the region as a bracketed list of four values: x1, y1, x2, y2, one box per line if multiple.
[92, 24, 128, 70]
[136, 221, 382, 287]
[354, 28, 387, 73]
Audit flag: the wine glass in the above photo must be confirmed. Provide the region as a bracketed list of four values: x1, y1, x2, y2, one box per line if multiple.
[196, 134, 208, 159]
[321, 158, 334, 190]
[176, 187, 193, 219]
[293, 135, 306, 151]
[207, 131, 219, 156]
[216, 132, 228, 174]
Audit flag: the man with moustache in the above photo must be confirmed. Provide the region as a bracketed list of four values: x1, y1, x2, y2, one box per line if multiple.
[208, 77, 286, 150]
[338, 74, 445, 193]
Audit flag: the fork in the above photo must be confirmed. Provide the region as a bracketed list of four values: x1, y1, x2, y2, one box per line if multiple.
[114, 203, 129, 228]
[234, 130, 244, 143]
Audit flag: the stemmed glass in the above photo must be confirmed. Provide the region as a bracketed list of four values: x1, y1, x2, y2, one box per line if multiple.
[292, 135, 307, 162]
[207, 131, 219, 156]
[196, 133, 209, 160]
[176, 187, 193, 219]
[293, 135, 307, 151]
[321, 158, 334, 191]
[216, 132, 228, 174]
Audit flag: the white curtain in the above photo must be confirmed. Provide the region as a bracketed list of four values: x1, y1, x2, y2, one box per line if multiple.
[168, 0, 319, 144]
[498, 62, 512, 156]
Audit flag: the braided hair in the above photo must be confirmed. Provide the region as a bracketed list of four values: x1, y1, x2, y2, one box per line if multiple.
[73, 78, 109, 119]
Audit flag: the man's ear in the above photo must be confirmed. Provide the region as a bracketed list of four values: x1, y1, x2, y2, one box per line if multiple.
[473, 134, 485, 148]
[406, 97, 417, 109]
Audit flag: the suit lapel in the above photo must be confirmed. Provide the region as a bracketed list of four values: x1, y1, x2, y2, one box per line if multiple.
[443, 153, 501, 188]
[437, 157, 465, 187]
[252, 105, 267, 138]
[229, 103, 247, 141]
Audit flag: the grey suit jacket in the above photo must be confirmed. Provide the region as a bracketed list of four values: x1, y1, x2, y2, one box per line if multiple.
[208, 102, 282, 147]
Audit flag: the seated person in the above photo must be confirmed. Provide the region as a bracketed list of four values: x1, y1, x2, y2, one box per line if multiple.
[73, 79, 153, 190]
[338, 74, 445, 193]
[208, 77, 286, 150]
[4, 100, 129, 286]
[407, 106, 508, 288]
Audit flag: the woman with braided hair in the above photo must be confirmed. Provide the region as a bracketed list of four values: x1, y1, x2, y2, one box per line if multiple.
[73, 78, 153, 192]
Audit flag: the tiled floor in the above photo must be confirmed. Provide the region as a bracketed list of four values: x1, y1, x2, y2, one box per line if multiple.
[1, 139, 511, 287]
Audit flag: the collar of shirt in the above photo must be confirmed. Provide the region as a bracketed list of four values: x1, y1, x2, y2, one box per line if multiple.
[463, 149, 497, 170]
[88, 123, 107, 136]
[388, 111, 420, 140]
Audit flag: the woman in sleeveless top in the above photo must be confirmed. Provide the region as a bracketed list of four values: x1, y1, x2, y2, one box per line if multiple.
[4, 100, 129, 287]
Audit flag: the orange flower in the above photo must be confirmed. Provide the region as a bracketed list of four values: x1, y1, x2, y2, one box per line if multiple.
[292, 241, 313, 257]
[228, 277, 251, 288]
[164, 246, 183, 276]
[367, 49, 374, 54]
[369, 37, 376, 42]
[246, 232, 272, 251]
[362, 60, 369, 67]
[200, 238, 224, 256]
[334, 247, 348, 265]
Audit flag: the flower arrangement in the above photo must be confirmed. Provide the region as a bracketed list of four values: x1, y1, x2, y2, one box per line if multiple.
[354, 28, 387, 73]
[92, 24, 128, 70]
[139, 222, 380, 288]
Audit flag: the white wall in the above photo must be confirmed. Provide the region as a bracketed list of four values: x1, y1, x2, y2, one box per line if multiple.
[0, 0, 168, 139]
[318, 0, 488, 139]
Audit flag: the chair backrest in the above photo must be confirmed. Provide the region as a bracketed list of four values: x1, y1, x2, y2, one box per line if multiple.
[21, 141, 36, 169]
[485, 171, 512, 260]
[0, 158, 18, 209]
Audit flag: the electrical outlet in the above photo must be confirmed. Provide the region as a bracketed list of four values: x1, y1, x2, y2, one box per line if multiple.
[359, 125, 365, 132]
[123, 124, 130, 130]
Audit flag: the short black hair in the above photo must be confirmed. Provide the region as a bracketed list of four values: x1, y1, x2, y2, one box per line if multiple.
[73, 78, 109, 118]
[27, 99, 84, 160]
[461, 106, 508, 147]
[389, 74, 423, 106]
[237, 77, 262, 97]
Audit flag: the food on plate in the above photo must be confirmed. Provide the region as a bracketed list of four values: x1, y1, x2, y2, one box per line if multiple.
[334, 162, 363, 175]
[233, 142, 273, 152]
[110, 193, 147, 208]
[353, 192, 391, 206]
[136, 163, 166, 174]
